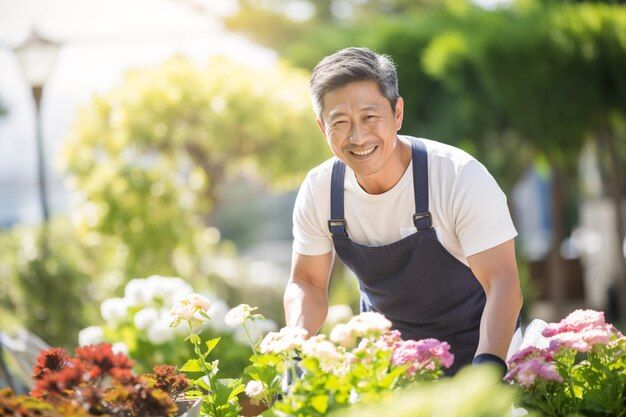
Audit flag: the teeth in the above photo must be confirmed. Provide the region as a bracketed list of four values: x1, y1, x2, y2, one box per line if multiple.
[351, 146, 376, 156]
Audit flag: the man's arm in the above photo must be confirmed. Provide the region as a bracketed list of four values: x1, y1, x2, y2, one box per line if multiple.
[284, 250, 335, 336]
[467, 239, 523, 361]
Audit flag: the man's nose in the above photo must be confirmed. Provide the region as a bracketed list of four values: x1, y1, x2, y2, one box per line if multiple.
[348, 121, 368, 144]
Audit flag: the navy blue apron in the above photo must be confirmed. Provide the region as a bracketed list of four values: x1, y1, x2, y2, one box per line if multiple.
[328, 138, 486, 375]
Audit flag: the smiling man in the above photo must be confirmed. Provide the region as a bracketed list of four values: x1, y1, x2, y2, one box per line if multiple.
[284, 47, 523, 376]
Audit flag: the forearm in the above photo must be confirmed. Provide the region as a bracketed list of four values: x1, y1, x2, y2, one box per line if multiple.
[283, 279, 329, 336]
[476, 278, 523, 360]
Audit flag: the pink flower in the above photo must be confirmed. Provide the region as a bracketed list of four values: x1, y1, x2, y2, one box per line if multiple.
[374, 330, 402, 351]
[505, 346, 562, 387]
[508, 346, 553, 366]
[542, 309, 607, 337]
[541, 309, 620, 354]
[391, 338, 454, 375]
[508, 358, 562, 387]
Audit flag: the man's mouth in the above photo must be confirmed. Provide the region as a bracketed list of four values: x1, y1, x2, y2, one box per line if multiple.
[350, 146, 377, 157]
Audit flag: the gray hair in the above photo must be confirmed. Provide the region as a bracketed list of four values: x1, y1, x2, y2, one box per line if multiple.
[309, 47, 399, 120]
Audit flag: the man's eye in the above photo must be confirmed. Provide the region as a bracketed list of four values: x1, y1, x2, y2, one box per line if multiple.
[364, 115, 377, 120]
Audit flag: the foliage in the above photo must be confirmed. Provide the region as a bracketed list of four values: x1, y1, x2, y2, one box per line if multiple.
[172, 293, 245, 417]
[60, 55, 328, 279]
[0, 218, 121, 348]
[327, 365, 533, 417]
[0, 343, 189, 417]
[78, 275, 277, 378]
[167, 298, 455, 417]
[232, 311, 452, 416]
[506, 309, 626, 416]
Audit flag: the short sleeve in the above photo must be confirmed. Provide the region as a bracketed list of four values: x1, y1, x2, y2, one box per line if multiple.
[292, 174, 334, 256]
[452, 160, 518, 257]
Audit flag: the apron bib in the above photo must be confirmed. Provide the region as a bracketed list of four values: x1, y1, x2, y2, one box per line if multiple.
[328, 138, 486, 375]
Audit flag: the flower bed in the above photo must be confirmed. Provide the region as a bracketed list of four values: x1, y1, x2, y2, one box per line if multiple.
[5, 273, 626, 417]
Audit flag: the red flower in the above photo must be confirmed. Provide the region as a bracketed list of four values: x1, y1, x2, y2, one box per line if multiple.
[75, 343, 134, 380]
[32, 360, 85, 398]
[32, 347, 70, 380]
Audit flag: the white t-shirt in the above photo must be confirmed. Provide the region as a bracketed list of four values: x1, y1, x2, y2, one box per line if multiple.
[292, 136, 518, 266]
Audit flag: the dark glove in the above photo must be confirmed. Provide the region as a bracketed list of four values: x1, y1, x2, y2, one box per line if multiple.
[472, 353, 508, 379]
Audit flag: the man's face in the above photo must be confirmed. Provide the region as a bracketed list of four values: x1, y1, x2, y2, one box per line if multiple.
[317, 80, 404, 181]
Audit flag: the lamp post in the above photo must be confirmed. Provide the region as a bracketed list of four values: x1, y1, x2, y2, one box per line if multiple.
[14, 32, 61, 223]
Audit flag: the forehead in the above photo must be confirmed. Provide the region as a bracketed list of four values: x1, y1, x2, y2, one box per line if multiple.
[322, 80, 389, 119]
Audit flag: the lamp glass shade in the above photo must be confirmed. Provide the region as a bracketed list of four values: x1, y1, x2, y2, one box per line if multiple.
[15, 33, 61, 88]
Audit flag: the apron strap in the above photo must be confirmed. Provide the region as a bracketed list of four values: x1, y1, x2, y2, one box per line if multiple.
[328, 138, 433, 237]
[410, 139, 433, 231]
[328, 159, 348, 237]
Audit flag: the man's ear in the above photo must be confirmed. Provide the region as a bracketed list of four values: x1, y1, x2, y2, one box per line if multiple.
[316, 118, 330, 145]
[395, 97, 404, 132]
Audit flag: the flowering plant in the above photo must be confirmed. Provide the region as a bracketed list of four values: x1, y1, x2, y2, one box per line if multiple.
[0, 343, 189, 417]
[238, 311, 454, 416]
[170, 294, 246, 417]
[168, 299, 452, 417]
[79, 275, 259, 377]
[505, 309, 626, 417]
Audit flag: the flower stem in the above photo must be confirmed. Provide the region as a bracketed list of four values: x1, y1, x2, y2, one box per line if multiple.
[242, 321, 258, 356]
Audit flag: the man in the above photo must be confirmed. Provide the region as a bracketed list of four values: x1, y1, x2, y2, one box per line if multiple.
[284, 47, 522, 375]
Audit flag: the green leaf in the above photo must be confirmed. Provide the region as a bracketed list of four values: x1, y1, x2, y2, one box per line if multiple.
[206, 337, 221, 355]
[180, 359, 203, 373]
[310, 394, 329, 414]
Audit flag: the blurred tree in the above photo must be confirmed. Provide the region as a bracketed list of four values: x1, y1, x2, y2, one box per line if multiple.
[423, 2, 626, 318]
[60, 56, 328, 279]
[1, 56, 327, 347]
[0, 218, 120, 347]
[224, 0, 443, 48]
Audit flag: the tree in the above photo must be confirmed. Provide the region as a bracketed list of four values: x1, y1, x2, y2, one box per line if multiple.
[60, 56, 329, 279]
[423, 2, 626, 318]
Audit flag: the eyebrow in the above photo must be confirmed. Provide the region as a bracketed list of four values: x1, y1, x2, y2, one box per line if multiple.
[327, 105, 383, 122]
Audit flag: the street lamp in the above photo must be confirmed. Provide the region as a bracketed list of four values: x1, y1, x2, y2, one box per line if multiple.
[14, 32, 61, 222]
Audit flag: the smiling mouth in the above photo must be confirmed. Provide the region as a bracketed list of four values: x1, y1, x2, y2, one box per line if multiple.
[350, 146, 377, 156]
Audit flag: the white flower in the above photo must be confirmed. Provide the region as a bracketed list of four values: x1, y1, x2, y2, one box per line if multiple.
[134, 307, 160, 330]
[170, 293, 211, 323]
[144, 275, 193, 306]
[100, 297, 129, 323]
[330, 323, 354, 347]
[225, 304, 256, 328]
[78, 326, 104, 346]
[204, 298, 230, 332]
[147, 320, 175, 344]
[111, 342, 129, 356]
[259, 326, 308, 354]
[326, 304, 353, 327]
[347, 312, 392, 337]
[235, 318, 278, 345]
[245, 380, 266, 405]
[124, 278, 150, 306]
[302, 335, 341, 361]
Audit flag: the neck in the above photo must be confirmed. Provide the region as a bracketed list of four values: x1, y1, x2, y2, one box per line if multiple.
[355, 137, 412, 195]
